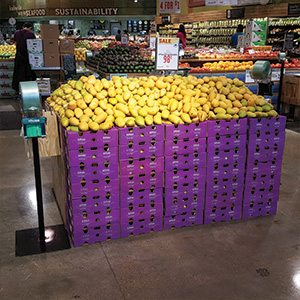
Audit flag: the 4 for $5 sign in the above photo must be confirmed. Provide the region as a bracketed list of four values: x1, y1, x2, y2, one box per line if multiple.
[159, 0, 181, 14]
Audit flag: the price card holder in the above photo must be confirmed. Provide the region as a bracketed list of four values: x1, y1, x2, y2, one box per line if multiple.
[121, 34, 129, 45]
[271, 69, 281, 82]
[245, 70, 255, 83]
[150, 35, 156, 50]
[156, 37, 179, 71]
[109, 74, 128, 80]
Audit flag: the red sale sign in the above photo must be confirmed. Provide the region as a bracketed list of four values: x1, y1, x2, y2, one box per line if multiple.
[159, 0, 181, 14]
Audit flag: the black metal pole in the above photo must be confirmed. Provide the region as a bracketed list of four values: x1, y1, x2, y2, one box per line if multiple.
[277, 60, 285, 113]
[32, 137, 46, 252]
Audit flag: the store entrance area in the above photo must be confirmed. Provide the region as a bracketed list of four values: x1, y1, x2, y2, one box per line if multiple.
[0, 128, 300, 299]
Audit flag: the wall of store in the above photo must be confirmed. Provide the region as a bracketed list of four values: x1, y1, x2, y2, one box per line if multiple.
[157, 0, 300, 17]
[0, 0, 156, 18]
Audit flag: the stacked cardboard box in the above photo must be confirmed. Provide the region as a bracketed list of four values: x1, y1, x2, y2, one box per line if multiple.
[204, 119, 248, 224]
[119, 126, 164, 237]
[63, 128, 120, 247]
[243, 117, 286, 219]
[164, 123, 206, 229]
[244, 19, 267, 47]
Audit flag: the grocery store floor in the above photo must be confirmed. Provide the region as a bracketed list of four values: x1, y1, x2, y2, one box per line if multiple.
[0, 128, 300, 300]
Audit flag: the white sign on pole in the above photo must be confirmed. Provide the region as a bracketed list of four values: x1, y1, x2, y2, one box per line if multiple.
[156, 37, 179, 70]
[121, 34, 129, 45]
[271, 69, 281, 82]
[245, 70, 255, 83]
[159, 0, 181, 14]
[149, 34, 156, 49]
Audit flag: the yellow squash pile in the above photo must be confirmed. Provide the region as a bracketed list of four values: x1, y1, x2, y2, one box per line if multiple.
[47, 75, 278, 132]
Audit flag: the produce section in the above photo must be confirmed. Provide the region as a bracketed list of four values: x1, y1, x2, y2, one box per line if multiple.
[47, 74, 278, 133]
[86, 45, 155, 74]
[0, 45, 16, 60]
[46, 73, 286, 247]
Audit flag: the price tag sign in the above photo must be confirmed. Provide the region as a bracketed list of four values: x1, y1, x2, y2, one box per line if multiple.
[149, 35, 156, 49]
[121, 34, 129, 45]
[271, 69, 281, 82]
[156, 37, 179, 70]
[109, 74, 128, 80]
[245, 70, 255, 83]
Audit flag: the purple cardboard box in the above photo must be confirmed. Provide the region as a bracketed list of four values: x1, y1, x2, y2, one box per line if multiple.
[207, 134, 247, 152]
[68, 189, 120, 211]
[207, 119, 247, 136]
[165, 122, 207, 140]
[165, 137, 206, 156]
[164, 209, 203, 230]
[207, 148, 246, 164]
[120, 217, 163, 238]
[166, 175, 206, 192]
[164, 196, 203, 216]
[120, 188, 163, 206]
[68, 163, 119, 183]
[67, 222, 120, 247]
[207, 155, 245, 171]
[67, 147, 118, 167]
[165, 152, 207, 171]
[248, 116, 286, 134]
[68, 205, 120, 226]
[205, 196, 243, 210]
[121, 202, 163, 220]
[244, 175, 281, 195]
[246, 157, 283, 173]
[64, 127, 119, 150]
[204, 205, 242, 224]
[119, 140, 164, 160]
[120, 156, 164, 176]
[165, 168, 206, 187]
[242, 202, 278, 220]
[67, 178, 119, 199]
[119, 125, 164, 145]
[120, 172, 164, 191]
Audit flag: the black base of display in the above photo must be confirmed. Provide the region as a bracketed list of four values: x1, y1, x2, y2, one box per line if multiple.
[15, 224, 71, 257]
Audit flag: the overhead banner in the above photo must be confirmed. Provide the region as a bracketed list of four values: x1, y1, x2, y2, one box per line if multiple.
[15, 7, 119, 17]
[159, 0, 181, 14]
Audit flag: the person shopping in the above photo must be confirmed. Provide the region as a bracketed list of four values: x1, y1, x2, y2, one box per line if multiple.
[12, 22, 36, 93]
[176, 24, 186, 50]
[231, 24, 244, 48]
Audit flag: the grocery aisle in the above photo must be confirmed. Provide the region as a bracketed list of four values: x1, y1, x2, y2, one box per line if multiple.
[0, 128, 299, 300]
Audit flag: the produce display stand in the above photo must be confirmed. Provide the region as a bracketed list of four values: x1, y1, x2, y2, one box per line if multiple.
[51, 116, 286, 247]
[0, 59, 16, 99]
[180, 57, 279, 66]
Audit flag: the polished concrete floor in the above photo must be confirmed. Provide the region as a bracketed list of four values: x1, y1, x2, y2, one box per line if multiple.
[0, 129, 300, 300]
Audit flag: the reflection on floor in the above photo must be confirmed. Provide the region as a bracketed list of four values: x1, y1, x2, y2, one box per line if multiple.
[0, 129, 300, 300]
[0, 99, 21, 130]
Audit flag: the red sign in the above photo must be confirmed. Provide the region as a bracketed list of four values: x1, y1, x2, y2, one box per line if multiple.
[189, 0, 206, 8]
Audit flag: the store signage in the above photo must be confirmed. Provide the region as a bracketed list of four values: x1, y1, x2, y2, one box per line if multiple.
[109, 74, 128, 80]
[245, 70, 255, 83]
[271, 69, 281, 82]
[14, 7, 119, 17]
[288, 4, 300, 16]
[54, 8, 119, 16]
[284, 32, 294, 51]
[156, 37, 179, 71]
[189, 0, 205, 8]
[121, 34, 129, 45]
[159, 0, 181, 14]
[226, 8, 245, 19]
[150, 35, 157, 50]
[205, 0, 234, 6]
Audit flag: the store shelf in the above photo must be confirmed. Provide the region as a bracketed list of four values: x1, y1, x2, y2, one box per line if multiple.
[180, 57, 279, 63]
[31, 67, 62, 71]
